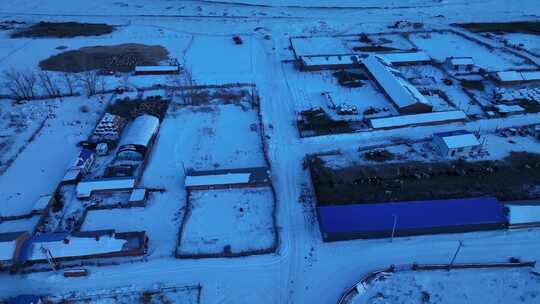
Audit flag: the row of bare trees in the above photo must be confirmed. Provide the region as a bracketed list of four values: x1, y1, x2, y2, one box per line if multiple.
[2, 69, 106, 100]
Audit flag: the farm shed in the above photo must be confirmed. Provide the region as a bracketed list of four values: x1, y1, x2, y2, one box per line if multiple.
[362, 55, 433, 114]
[432, 130, 481, 157]
[117, 114, 160, 157]
[17, 230, 148, 263]
[76, 177, 136, 198]
[134, 65, 180, 75]
[493, 70, 540, 85]
[506, 204, 540, 228]
[445, 57, 475, 72]
[298, 54, 362, 71]
[185, 167, 271, 190]
[494, 104, 526, 115]
[0, 231, 29, 265]
[370, 110, 467, 129]
[317, 197, 506, 241]
[378, 52, 432, 66]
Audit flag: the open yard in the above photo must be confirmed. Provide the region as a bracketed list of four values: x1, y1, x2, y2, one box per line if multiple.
[177, 187, 276, 258]
[408, 31, 535, 71]
[166, 97, 267, 171]
[350, 267, 540, 304]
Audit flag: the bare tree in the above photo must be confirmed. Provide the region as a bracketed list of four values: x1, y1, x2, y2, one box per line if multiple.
[38, 70, 60, 98]
[77, 71, 103, 96]
[62, 72, 76, 96]
[2, 69, 38, 100]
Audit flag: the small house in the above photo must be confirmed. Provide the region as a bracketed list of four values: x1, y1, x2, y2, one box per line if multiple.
[494, 104, 526, 116]
[445, 57, 475, 72]
[433, 130, 481, 157]
[129, 188, 148, 207]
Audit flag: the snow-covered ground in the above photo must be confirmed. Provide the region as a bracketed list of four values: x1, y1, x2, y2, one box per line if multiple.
[178, 187, 276, 257]
[350, 267, 540, 304]
[408, 31, 535, 71]
[0, 96, 103, 217]
[1, 1, 540, 304]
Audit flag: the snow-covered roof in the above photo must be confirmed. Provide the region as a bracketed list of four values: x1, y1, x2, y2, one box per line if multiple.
[0, 240, 16, 261]
[118, 114, 160, 150]
[434, 130, 480, 149]
[76, 178, 136, 198]
[378, 52, 431, 64]
[62, 169, 81, 183]
[26, 232, 127, 261]
[494, 70, 540, 83]
[135, 65, 179, 73]
[0, 232, 26, 262]
[362, 55, 431, 111]
[370, 110, 467, 129]
[32, 195, 52, 212]
[507, 205, 540, 225]
[129, 188, 147, 202]
[448, 57, 474, 66]
[300, 54, 361, 67]
[495, 71, 524, 82]
[494, 104, 525, 114]
[185, 173, 251, 187]
[522, 71, 540, 81]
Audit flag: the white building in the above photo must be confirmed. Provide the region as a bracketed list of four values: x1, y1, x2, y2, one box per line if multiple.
[433, 130, 481, 157]
[445, 57, 475, 72]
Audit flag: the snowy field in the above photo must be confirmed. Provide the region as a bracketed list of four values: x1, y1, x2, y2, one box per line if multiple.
[178, 187, 276, 257]
[408, 31, 536, 71]
[350, 267, 540, 304]
[0, 96, 103, 218]
[165, 102, 266, 171]
[47, 285, 201, 304]
[1, 1, 540, 303]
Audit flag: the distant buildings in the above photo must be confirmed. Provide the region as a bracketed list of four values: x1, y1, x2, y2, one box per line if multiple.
[493, 70, 540, 85]
[432, 130, 481, 157]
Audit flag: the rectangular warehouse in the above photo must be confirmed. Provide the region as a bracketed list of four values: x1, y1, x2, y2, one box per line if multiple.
[317, 197, 506, 242]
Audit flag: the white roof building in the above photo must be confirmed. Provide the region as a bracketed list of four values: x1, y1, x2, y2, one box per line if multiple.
[363, 55, 432, 114]
[76, 178, 136, 198]
[433, 130, 481, 157]
[370, 110, 467, 129]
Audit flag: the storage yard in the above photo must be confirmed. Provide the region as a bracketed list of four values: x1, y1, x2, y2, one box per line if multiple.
[0, 1, 540, 303]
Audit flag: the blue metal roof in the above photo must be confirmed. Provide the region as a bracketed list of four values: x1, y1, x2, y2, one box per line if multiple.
[318, 197, 506, 234]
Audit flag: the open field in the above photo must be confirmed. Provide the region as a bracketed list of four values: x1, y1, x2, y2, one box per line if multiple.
[177, 187, 276, 258]
[408, 31, 536, 71]
[351, 267, 540, 304]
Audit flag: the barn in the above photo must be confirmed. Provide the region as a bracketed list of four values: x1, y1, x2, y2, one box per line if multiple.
[184, 167, 271, 190]
[134, 65, 180, 75]
[432, 130, 481, 157]
[317, 197, 506, 242]
[362, 55, 433, 114]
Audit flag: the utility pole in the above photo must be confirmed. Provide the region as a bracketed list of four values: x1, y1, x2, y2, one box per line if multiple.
[449, 240, 464, 268]
[390, 214, 398, 242]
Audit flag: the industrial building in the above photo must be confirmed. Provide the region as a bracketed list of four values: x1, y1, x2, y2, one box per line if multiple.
[317, 197, 506, 241]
